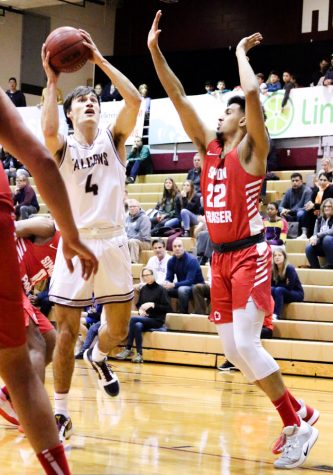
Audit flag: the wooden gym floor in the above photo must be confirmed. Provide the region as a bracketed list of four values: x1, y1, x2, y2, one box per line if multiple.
[0, 361, 332, 474]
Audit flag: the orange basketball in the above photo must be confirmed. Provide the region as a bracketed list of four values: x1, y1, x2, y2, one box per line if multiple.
[45, 26, 90, 73]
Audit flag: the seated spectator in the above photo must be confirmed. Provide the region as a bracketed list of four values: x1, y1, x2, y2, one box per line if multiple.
[204, 80, 215, 95]
[304, 172, 333, 237]
[192, 263, 211, 315]
[13, 174, 39, 220]
[5, 77, 26, 107]
[218, 313, 273, 371]
[263, 202, 288, 251]
[214, 80, 231, 100]
[147, 239, 172, 284]
[116, 267, 172, 363]
[310, 58, 329, 86]
[125, 199, 151, 263]
[305, 198, 333, 269]
[150, 177, 179, 233]
[186, 153, 202, 195]
[138, 83, 151, 118]
[256, 72, 268, 95]
[266, 71, 282, 92]
[101, 81, 122, 102]
[279, 172, 312, 238]
[323, 54, 333, 86]
[164, 180, 201, 237]
[195, 219, 213, 265]
[126, 136, 153, 184]
[40, 87, 63, 105]
[319, 157, 333, 182]
[94, 83, 103, 99]
[271, 248, 304, 320]
[0, 147, 23, 185]
[281, 71, 296, 110]
[163, 238, 204, 313]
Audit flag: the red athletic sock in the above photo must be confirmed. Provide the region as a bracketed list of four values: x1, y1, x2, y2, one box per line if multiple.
[1, 386, 10, 399]
[272, 391, 300, 428]
[37, 444, 71, 475]
[286, 389, 302, 412]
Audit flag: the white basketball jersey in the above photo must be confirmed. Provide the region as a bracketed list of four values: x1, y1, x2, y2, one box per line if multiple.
[59, 129, 125, 229]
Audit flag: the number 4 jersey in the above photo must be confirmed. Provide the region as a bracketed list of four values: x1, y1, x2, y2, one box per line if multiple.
[201, 139, 264, 244]
[59, 129, 126, 229]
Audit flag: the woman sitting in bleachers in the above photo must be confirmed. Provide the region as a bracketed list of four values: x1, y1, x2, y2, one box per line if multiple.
[150, 177, 179, 233]
[164, 179, 201, 237]
[304, 172, 333, 237]
[271, 248, 304, 320]
[305, 198, 333, 269]
[263, 202, 288, 252]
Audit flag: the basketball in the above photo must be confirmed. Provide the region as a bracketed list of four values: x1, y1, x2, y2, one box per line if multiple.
[45, 26, 90, 73]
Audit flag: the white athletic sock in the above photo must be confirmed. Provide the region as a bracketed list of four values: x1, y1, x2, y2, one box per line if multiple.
[54, 393, 69, 418]
[92, 343, 108, 363]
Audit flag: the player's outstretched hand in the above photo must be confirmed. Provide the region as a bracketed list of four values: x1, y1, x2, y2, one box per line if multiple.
[62, 237, 98, 281]
[148, 10, 162, 50]
[79, 29, 102, 64]
[41, 44, 59, 82]
[236, 33, 263, 55]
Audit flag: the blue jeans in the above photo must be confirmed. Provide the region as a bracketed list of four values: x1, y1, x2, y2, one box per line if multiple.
[271, 287, 303, 318]
[82, 322, 101, 352]
[164, 217, 181, 228]
[180, 209, 198, 231]
[167, 286, 193, 313]
[305, 235, 333, 268]
[126, 316, 163, 354]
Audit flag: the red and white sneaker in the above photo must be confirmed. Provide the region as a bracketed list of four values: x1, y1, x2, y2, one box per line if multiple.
[272, 400, 320, 454]
[0, 389, 19, 426]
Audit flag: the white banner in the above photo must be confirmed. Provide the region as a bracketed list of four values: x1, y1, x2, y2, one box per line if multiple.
[149, 86, 333, 144]
[16, 100, 145, 146]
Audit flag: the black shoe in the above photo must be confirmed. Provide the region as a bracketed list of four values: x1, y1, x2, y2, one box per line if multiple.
[321, 264, 333, 269]
[183, 230, 190, 237]
[218, 360, 236, 371]
[83, 348, 120, 397]
[55, 414, 73, 442]
[75, 351, 84, 359]
[125, 176, 135, 184]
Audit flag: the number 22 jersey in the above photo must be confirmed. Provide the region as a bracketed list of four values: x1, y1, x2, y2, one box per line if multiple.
[59, 128, 126, 229]
[201, 139, 264, 244]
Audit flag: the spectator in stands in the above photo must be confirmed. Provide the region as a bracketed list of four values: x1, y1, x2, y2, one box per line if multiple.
[195, 218, 213, 265]
[94, 83, 103, 99]
[214, 80, 231, 100]
[150, 177, 179, 233]
[125, 199, 151, 263]
[101, 81, 122, 102]
[138, 83, 151, 118]
[192, 263, 211, 315]
[279, 172, 312, 238]
[266, 71, 282, 92]
[116, 266, 172, 363]
[13, 174, 39, 220]
[256, 72, 268, 95]
[264, 202, 288, 251]
[218, 314, 274, 371]
[281, 71, 296, 110]
[40, 87, 63, 105]
[304, 172, 333, 237]
[311, 58, 329, 86]
[186, 153, 202, 195]
[204, 80, 215, 95]
[147, 239, 172, 284]
[323, 54, 333, 86]
[0, 147, 23, 185]
[5, 77, 26, 107]
[271, 248, 304, 320]
[319, 157, 333, 182]
[305, 198, 333, 269]
[164, 180, 201, 237]
[163, 238, 204, 313]
[126, 136, 153, 184]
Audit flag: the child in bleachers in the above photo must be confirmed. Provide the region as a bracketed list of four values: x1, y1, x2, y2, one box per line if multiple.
[263, 202, 288, 251]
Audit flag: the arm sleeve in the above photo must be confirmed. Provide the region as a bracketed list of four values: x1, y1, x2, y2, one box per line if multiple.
[174, 259, 198, 288]
[165, 259, 174, 283]
[138, 216, 151, 241]
[186, 194, 201, 213]
[137, 146, 151, 162]
[279, 190, 290, 211]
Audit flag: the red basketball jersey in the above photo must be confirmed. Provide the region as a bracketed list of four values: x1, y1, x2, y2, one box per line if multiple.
[201, 139, 264, 244]
[16, 232, 60, 293]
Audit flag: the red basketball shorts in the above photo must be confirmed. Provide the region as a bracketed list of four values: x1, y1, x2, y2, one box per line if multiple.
[0, 166, 26, 347]
[22, 292, 53, 334]
[209, 241, 274, 324]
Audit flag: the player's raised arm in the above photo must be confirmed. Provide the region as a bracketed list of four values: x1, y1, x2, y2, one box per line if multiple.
[80, 29, 141, 160]
[236, 33, 269, 175]
[148, 11, 213, 157]
[41, 45, 65, 160]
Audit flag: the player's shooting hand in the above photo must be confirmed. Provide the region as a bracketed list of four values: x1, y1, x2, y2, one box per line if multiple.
[79, 29, 101, 64]
[148, 10, 162, 50]
[62, 237, 98, 281]
[41, 44, 59, 82]
[236, 33, 263, 55]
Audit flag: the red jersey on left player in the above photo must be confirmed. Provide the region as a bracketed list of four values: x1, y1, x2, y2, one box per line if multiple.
[16, 231, 60, 293]
[201, 139, 264, 244]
